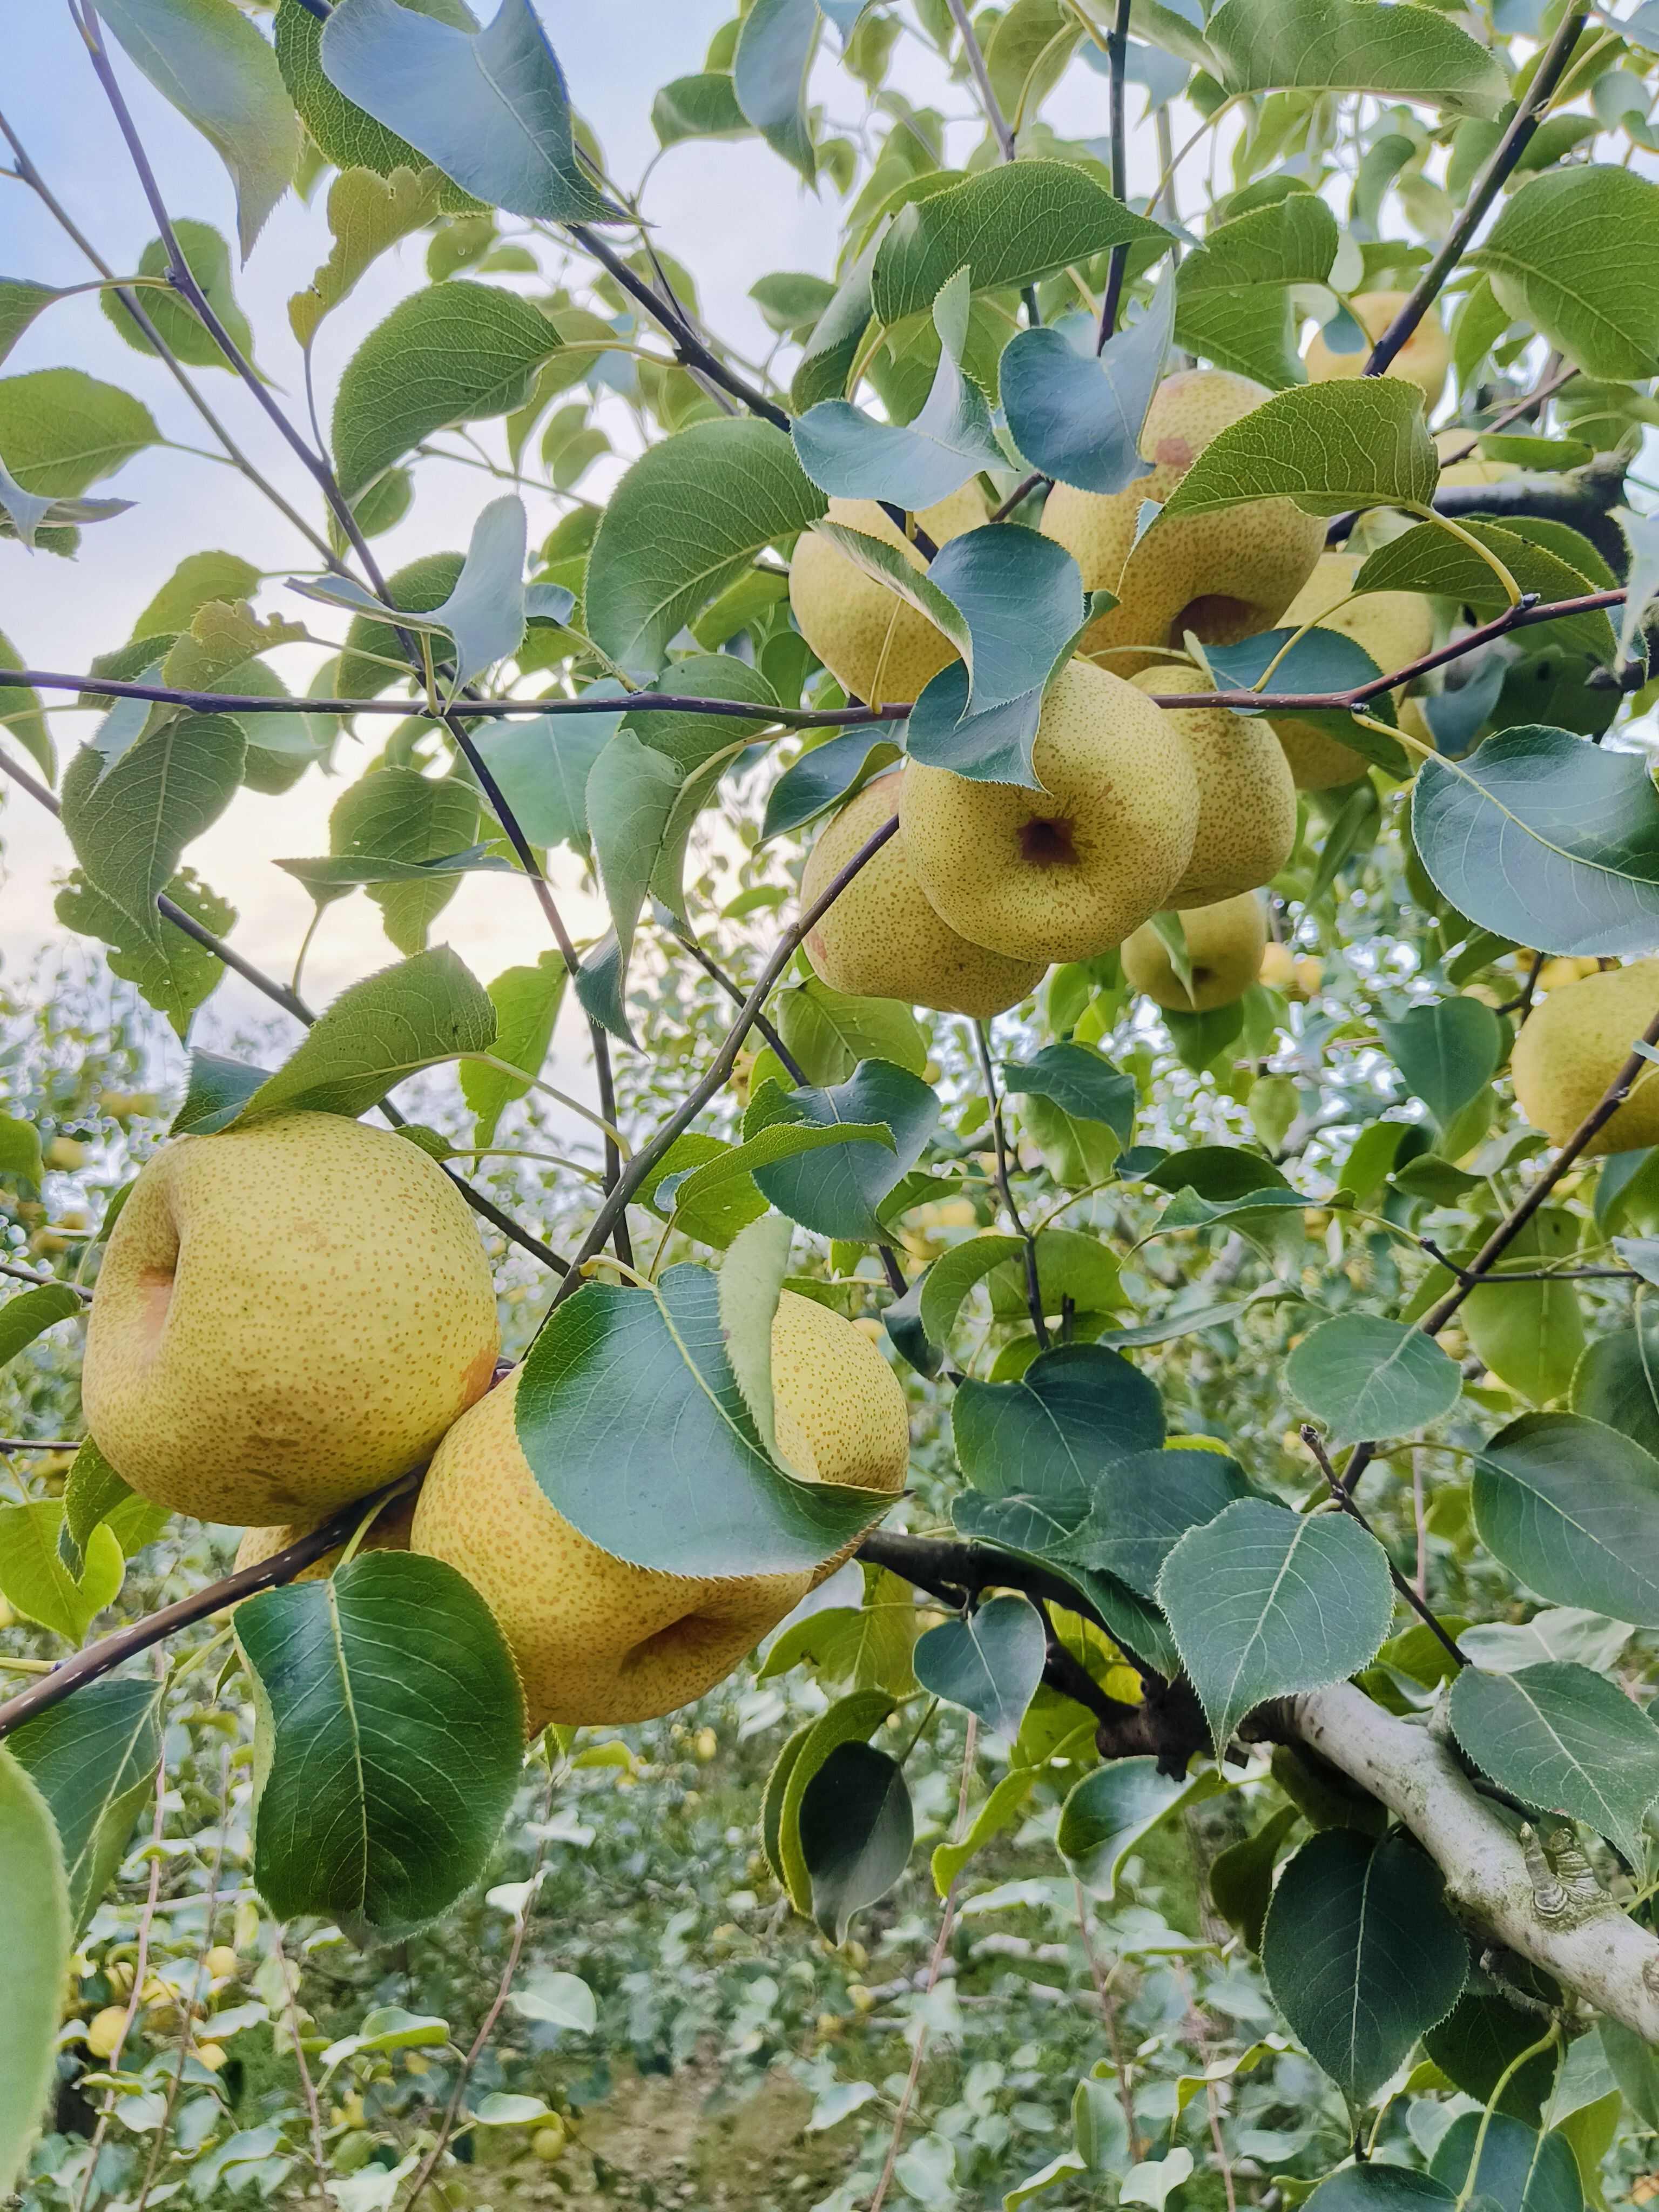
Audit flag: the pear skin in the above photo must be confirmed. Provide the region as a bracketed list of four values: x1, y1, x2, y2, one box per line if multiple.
[1122, 893, 1269, 1012]
[1041, 370, 1326, 676]
[83, 1114, 499, 1525]
[801, 773, 1048, 1017]
[1270, 552, 1435, 790]
[788, 483, 987, 706]
[899, 659, 1199, 964]
[1130, 665, 1296, 906]
[1305, 295, 1450, 412]
[410, 1292, 909, 1733]
[1512, 960, 1659, 1157]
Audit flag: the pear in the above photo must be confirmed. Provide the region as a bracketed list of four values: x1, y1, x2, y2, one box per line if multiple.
[899, 658, 1199, 964]
[1040, 369, 1326, 676]
[1511, 960, 1659, 1156]
[788, 482, 987, 706]
[1305, 295, 1450, 412]
[410, 1291, 909, 1732]
[1130, 665, 1296, 906]
[83, 1114, 499, 1526]
[801, 772, 1048, 1017]
[1269, 552, 1435, 790]
[1122, 893, 1268, 1012]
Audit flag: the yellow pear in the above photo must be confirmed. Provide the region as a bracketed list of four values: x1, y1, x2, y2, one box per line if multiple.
[410, 1292, 909, 1732]
[788, 482, 987, 707]
[800, 773, 1047, 1017]
[1041, 370, 1326, 676]
[83, 1114, 499, 1526]
[1258, 940, 1297, 992]
[898, 658, 1199, 964]
[1270, 552, 1435, 790]
[1512, 960, 1659, 1157]
[1129, 665, 1296, 906]
[1305, 295, 1450, 412]
[233, 1491, 419, 1582]
[1122, 893, 1268, 1012]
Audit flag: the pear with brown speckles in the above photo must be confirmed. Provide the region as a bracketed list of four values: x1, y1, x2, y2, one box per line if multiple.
[1040, 369, 1326, 678]
[1122, 893, 1268, 1013]
[83, 1114, 500, 1527]
[410, 1292, 910, 1734]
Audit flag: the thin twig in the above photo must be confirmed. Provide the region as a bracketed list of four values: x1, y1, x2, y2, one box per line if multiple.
[943, 0, 1016, 160]
[277, 1929, 330, 2207]
[974, 1022, 1049, 1350]
[1364, 9, 1589, 377]
[1095, 0, 1135, 347]
[0, 1259, 91, 1298]
[1301, 1428, 1467, 1669]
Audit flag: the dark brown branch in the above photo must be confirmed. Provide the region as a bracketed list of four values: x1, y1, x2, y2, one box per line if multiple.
[1363, 9, 1589, 377]
[1496, 948, 1548, 1020]
[1095, 0, 1136, 347]
[1300, 1427, 1467, 1669]
[0, 1474, 420, 1741]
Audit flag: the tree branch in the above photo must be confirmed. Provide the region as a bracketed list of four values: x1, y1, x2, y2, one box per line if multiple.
[1095, 0, 1136, 347]
[1363, 9, 1589, 377]
[974, 1021, 1049, 1350]
[943, 0, 1017, 161]
[0, 1474, 420, 1741]
[1286, 1680, 1659, 2042]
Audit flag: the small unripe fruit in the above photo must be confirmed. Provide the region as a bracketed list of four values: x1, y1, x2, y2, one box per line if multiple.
[533, 2120, 570, 2162]
[1258, 942, 1296, 991]
[694, 1727, 718, 1763]
[85, 2006, 129, 2059]
[46, 1137, 86, 1171]
[204, 1947, 239, 1981]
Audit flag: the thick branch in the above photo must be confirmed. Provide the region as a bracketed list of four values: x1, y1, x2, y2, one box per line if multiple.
[1363, 9, 1589, 377]
[1288, 1682, 1659, 2042]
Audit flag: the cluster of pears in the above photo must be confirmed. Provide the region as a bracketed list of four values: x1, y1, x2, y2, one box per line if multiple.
[80, 1112, 910, 1736]
[789, 365, 1434, 1023]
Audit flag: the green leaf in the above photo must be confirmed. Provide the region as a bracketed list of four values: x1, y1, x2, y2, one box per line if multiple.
[1425, 1991, 1562, 2126]
[1411, 727, 1659, 959]
[747, 1060, 939, 1239]
[289, 163, 445, 346]
[917, 1234, 1027, 1348]
[0, 1750, 70, 2196]
[1305, 2173, 1455, 2212]
[172, 1048, 267, 1135]
[1001, 1042, 1136, 1146]
[0, 280, 64, 373]
[509, 1971, 597, 2032]
[104, 220, 255, 373]
[0, 1114, 43, 1191]
[799, 1740, 913, 1942]
[1286, 1315, 1463, 1446]
[1470, 166, 1659, 380]
[1156, 376, 1437, 522]
[0, 1284, 82, 1369]
[953, 1343, 1164, 1554]
[585, 417, 827, 676]
[1209, 1801, 1301, 1951]
[775, 976, 929, 1083]
[8, 1678, 163, 1935]
[516, 1264, 892, 1577]
[1002, 266, 1174, 491]
[733, 0, 822, 179]
[1380, 997, 1507, 1131]
[1429, 2114, 1583, 2212]
[1175, 194, 1339, 387]
[321, 2005, 451, 2067]
[0, 368, 159, 499]
[459, 952, 567, 1148]
[1204, 0, 1506, 113]
[653, 71, 752, 146]
[771, 1687, 897, 1907]
[913, 1596, 1046, 1736]
[60, 716, 245, 947]
[1064, 1447, 1256, 1596]
[1572, 1314, 1659, 1460]
[664, 1121, 894, 1249]
[1449, 1661, 1659, 1860]
[1058, 1757, 1220, 1903]
[1354, 522, 1613, 661]
[474, 695, 624, 855]
[60, 1440, 143, 1578]
[331, 282, 562, 501]
[1158, 1499, 1395, 1752]
[762, 727, 905, 840]
[274, 0, 480, 212]
[230, 947, 496, 1122]
[318, 0, 624, 221]
[0, 1503, 124, 1643]
[323, 768, 482, 955]
[133, 549, 261, 638]
[870, 160, 1168, 326]
[584, 731, 685, 993]
[793, 268, 1005, 509]
[237, 1553, 525, 1936]
[0, 628, 51, 780]
[94, 0, 301, 258]
[1461, 1211, 1585, 1405]
[1474, 1412, 1659, 1623]
[1263, 1830, 1467, 2106]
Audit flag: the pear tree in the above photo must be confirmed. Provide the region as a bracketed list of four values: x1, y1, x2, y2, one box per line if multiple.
[9, 0, 1659, 2204]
